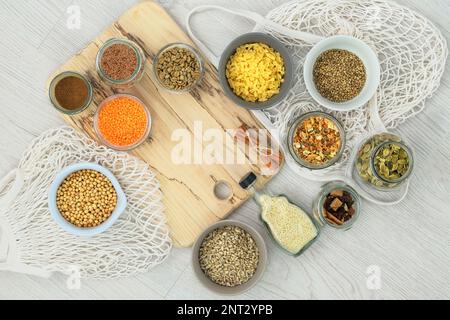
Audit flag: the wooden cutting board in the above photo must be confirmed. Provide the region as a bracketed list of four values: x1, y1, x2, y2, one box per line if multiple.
[47, 1, 283, 247]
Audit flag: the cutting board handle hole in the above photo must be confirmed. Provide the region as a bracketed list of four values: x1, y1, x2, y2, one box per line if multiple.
[214, 181, 233, 201]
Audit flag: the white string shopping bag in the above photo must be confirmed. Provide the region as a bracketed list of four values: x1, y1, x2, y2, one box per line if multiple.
[0, 126, 172, 279]
[186, 0, 447, 205]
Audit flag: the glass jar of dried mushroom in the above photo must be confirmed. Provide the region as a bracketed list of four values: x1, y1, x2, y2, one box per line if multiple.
[153, 43, 204, 92]
[313, 181, 361, 231]
[287, 111, 345, 170]
[354, 133, 414, 190]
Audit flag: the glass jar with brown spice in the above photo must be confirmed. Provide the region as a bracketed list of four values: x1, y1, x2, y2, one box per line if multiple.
[49, 71, 93, 115]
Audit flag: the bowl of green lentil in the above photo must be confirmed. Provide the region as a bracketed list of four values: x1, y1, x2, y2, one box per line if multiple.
[153, 42, 204, 93]
[192, 220, 267, 295]
[303, 35, 380, 111]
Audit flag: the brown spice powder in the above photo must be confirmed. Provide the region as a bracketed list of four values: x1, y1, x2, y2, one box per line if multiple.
[100, 43, 138, 80]
[54, 76, 89, 110]
[313, 49, 366, 102]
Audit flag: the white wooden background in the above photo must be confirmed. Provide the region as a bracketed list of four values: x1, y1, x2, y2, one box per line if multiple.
[0, 0, 449, 300]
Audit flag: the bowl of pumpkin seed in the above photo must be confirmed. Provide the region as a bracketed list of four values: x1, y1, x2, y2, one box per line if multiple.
[192, 220, 267, 295]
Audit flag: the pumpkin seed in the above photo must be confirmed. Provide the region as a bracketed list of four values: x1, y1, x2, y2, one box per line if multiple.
[374, 143, 410, 181]
[355, 133, 411, 188]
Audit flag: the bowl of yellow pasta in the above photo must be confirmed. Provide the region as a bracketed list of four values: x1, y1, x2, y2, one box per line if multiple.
[218, 32, 293, 110]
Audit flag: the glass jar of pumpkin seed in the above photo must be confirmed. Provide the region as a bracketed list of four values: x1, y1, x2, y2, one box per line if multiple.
[354, 133, 414, 190]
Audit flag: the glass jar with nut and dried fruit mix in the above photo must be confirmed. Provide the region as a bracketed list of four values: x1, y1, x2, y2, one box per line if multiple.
[287, 111, 346, 170]
[354, 133, 414, 190]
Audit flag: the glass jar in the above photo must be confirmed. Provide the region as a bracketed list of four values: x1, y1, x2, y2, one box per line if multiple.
[49, 71, 93, 115]
[354, 132, 414, 190]
[312, 181, 361, 231]
[95, 38, 146, 89]
[286, 111, 346, 170]
[153, 42, 205, 93]
[93, 94, 152, 151]
[239, 172, 320, 256]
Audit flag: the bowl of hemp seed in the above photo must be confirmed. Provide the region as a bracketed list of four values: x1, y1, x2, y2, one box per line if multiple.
[303, 35, 380, 111]
[192, 220, 267, 295]
[48, 162, 127, 236]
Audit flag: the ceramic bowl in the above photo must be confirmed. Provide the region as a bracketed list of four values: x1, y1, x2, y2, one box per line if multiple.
[48, 162, 127, 236]
[303, 35, 380, 111]
[192, 220, 267, 295]
[218, 32, 294, 110]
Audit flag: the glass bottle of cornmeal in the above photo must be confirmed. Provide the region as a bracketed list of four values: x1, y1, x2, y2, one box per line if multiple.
[239, 172, 320, 256]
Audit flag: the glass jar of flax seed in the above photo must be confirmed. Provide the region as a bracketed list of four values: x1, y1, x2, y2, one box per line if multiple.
[96, 38, 146, 89]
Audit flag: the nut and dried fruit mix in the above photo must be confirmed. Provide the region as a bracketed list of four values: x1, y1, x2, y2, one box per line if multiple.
[292, 115, 342, 166]
[323, 189, 356, 226]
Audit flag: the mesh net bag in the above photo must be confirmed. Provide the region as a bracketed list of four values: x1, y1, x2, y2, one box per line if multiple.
[186, 0, 447, 203]
[0, 126, 171, 279]
[258, 0, 447, 151]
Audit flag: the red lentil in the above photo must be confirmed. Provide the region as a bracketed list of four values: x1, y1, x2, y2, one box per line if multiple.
[98, 96, 147, 146]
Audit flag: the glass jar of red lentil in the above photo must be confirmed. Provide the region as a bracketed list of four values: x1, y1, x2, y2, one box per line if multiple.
[93, 94, 152, 151]
[95, 38, 146, 89]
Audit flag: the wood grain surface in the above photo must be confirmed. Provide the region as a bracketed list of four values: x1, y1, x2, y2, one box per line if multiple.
[46, 2, 282, 247]
[0, 0, 449, 300]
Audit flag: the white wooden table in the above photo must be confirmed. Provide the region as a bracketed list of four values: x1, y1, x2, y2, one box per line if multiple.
[0, 0, 449, 299]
